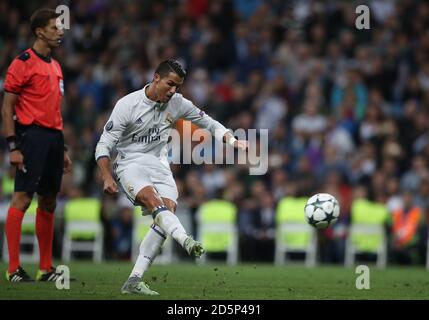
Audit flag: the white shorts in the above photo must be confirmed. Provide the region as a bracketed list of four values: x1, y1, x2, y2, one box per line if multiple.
[114, 162, 178, 211]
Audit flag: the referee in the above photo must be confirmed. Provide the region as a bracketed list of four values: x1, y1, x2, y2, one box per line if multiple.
[1, 8, 72, 282]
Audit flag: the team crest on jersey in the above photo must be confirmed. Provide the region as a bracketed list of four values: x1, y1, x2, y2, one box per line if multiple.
[59, 79, 64, 96]
[127, 186, 134, 196]
[105, 121, 113, 131]
[165, 113, 173, 125]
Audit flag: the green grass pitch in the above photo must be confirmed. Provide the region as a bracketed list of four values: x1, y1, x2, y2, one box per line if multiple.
[0, 262, 428, 300]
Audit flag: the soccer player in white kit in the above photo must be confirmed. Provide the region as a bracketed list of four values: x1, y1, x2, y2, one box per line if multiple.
[95, 59, 248, 295]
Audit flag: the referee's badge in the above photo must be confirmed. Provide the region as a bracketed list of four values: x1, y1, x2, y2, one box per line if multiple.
[59, 79, 64, 96]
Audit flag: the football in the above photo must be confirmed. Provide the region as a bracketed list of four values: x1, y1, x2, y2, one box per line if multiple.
[304, 193, 340, 229]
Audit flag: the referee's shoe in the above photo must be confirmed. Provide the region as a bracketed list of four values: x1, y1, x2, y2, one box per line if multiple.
[6, 266, 34, 282]
[36, 266, 77, 282]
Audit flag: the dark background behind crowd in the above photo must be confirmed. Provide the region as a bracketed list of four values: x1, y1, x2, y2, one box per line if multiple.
[1, 0, 428, 265]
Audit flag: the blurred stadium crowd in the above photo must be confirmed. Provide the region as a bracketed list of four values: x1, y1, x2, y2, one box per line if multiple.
[1, 0, 429, 265]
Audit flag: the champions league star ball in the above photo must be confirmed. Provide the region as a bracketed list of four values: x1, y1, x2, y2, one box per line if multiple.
[304, 193, 340, 229]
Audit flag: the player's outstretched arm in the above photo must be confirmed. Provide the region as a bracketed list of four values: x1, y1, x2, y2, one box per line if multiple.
[96, 156, 118, 194]
[223, 131, 248, 151]
[179, 97, 248, 151]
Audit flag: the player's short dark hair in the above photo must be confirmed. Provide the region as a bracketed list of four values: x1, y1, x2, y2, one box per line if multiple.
[30, 8, 60, 36]
[155, 59, 187, 79]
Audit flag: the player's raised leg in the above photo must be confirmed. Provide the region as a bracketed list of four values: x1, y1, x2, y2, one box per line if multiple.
[136, 186, 204, 257]
[129, 198, 177, 278]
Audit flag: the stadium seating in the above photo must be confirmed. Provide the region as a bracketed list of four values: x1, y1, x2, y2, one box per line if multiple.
[2, 200, 39, 263]
[345, 199, 388, 268]
[274, 197, 317, 267]
[62, 198, 103, 262]
[132, 206, 175, 264]
[197, 199, 238, 265]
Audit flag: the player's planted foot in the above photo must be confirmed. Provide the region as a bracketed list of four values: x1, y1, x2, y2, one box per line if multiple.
[121, 276, 159, 295]
[6, 266, 34, 282]
[184, 236, 205, 258]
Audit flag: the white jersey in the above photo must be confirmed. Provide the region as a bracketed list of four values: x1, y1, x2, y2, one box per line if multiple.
[95, 85, 230, 170]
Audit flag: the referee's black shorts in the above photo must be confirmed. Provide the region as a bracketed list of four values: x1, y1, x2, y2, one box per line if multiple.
[15, 124, 64, 195]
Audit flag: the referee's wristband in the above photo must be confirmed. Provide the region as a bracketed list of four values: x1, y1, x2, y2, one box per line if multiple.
[6, 136, 19, 152]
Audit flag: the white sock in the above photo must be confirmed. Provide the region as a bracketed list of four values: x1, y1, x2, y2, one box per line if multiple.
[154, 210, 189, 247]
[129, 224, 166, 279]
